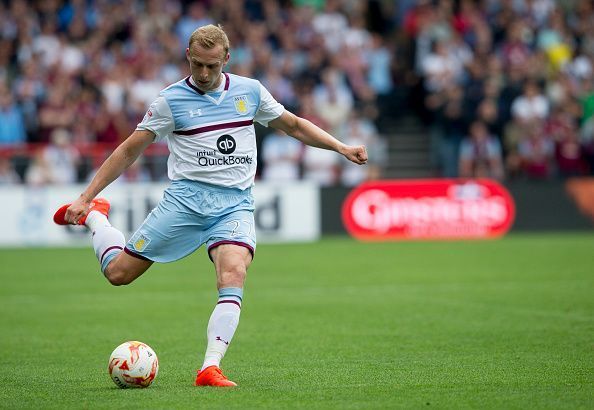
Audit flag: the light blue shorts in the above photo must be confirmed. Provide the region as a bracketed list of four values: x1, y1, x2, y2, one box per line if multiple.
[125, 179, 256, 263]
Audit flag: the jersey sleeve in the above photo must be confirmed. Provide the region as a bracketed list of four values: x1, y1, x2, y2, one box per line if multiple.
[136, 96, 175, 142]
[254, 83, 285, 127]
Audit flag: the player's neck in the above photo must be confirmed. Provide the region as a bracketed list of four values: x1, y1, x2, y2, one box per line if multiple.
[190, 74, 224, 93]
[213, 73, 223, 89]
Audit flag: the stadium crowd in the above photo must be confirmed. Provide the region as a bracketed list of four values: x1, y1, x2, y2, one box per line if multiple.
[0, 0, 593, 186]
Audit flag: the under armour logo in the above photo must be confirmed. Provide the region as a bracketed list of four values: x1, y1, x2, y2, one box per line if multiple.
[189, 108, 202, 117]
[216, 336, 229, 345]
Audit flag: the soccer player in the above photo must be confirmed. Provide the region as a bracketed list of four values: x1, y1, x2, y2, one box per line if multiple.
[53, 24, 367, 387]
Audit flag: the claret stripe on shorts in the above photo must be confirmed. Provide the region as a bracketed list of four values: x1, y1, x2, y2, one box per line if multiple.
[173, 120, 253, 136]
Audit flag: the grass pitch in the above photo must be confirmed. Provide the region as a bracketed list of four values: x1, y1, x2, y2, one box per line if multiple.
[0, 234, 592, 409]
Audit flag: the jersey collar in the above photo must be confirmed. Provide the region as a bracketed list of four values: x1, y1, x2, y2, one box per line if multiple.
[186, 73, 230, 105]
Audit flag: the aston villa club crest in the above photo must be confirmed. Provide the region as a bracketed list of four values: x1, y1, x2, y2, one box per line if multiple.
[133, 234, 151, 252]
[233, 95, 249, 115]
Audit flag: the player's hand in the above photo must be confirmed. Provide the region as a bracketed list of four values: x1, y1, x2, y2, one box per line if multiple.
[64, 196, 93, 225]
[343, 145, 368, 165]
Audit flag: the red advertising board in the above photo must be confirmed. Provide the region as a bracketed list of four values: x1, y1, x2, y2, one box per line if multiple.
[342, 179, 515, 241]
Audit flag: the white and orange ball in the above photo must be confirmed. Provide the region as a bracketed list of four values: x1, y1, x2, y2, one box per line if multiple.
[108, 341, 159, 388]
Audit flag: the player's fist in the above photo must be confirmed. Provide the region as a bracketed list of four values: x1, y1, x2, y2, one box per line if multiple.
[344, 145, 368, 165]
[65, 197, 92, 224]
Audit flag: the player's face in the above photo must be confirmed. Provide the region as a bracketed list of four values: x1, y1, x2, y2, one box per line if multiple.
[186, 43, 229, 92]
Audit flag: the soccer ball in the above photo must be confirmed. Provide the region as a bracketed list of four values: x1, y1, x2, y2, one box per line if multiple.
[108, 341, 159, 388]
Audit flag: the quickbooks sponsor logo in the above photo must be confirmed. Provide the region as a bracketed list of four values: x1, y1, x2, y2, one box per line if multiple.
[217, 135, 236, 154]
[197, 155, 253, 166]
[196, 134, 253, 167]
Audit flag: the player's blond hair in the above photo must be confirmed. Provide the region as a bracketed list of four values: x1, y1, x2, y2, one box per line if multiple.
[188, 24, 230, 57]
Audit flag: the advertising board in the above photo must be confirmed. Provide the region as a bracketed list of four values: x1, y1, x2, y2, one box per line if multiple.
[0, 182, 320, 246]
[342, 179, 515, 240]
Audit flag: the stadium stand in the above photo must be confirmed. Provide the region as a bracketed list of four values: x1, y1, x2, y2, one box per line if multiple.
[1, 0, 593, 185]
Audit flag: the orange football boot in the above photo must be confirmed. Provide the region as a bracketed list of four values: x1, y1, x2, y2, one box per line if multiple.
[53, 198, 111, 226]
[194, 366, 237, 387]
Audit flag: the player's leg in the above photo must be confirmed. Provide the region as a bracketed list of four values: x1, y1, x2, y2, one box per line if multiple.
[195, 243, 252, 387]
[194, 204, 256, 387]
[210, 243, 252, 289]
[102, 252, 153, 286]
[104, 180, 216, 284]
[54, 198, 151, 285]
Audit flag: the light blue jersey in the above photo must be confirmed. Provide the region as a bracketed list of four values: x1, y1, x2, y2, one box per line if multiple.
[125, 74, 283, 262]
[137, 73, 284, 190]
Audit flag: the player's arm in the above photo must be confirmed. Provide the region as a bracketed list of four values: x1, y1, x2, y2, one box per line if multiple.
[64, 130, 155, 224]
[268, 111, 368, 165]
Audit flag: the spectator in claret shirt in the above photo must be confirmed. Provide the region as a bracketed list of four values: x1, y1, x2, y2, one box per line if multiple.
[555, 131, 587, 178]
[518, 121, 556, 179]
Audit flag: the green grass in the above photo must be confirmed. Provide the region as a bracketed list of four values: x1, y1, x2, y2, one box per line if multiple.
[0, 233, 593, 409]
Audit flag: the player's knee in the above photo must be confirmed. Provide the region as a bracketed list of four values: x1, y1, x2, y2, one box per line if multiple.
[217, 266, 246, 288]
[104, 266, 133, 286]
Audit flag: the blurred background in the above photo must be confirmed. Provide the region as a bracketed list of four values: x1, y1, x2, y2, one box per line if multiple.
[1, 0, 594, 237]
[1, 4, 592, 406]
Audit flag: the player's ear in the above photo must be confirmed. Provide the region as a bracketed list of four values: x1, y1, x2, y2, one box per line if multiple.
[223, 52, 230, 66]
[185, 48, 191, 62]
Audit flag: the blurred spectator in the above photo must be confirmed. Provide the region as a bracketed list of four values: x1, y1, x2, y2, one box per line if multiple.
[260, 65, 297, 110]
[128, 65, 167, 117]
[364, 32, 399, 125]
[511, 80, 550, 124]
[499, 19, 532, 73]
[555, 131, 587, 178]
[476, 97, 505, 140]
[176, 2, 214, 50]
[311, 0, 349, 54]
[313, 68, 354, 135]
[33, 19, 61, 69]
[12, 61, 46, 140]
[0, 157, 21, 184]
[24, 148, 53, 186]
[421, 39, 460, 94]
[517, 123, 556, 179]
[42, 128, 80, 184]
[548, 109, 588, 177]
[427, 84, 467, 177]
[339, 111, 387, 186]
[302, 145, 340, 187]
[261, 130, 303, 183]
[458, 121, 504, 181]
[0, 86, 26, 146]
[37, 87, 76, 143]
[365, 33, 393, 97]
